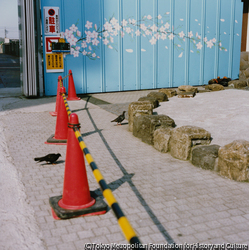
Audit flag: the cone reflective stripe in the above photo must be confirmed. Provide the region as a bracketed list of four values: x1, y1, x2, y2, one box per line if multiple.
[54, 87, 68, 140]
[49, 76, 63, 116]
[49, 113, 108, 219]
[59, 113, 93, 209]
[67, 70, 80, 101]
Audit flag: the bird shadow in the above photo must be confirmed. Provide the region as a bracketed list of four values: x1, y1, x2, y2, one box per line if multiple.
[113, 122, 128, 126]
[39, 160, 65, 165]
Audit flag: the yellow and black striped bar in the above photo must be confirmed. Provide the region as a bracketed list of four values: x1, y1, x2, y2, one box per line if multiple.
[62, 73, 71, 80]
[72, 127, 142, 246]
[59, 78, 63, 88]
[61, 93, 72, 117]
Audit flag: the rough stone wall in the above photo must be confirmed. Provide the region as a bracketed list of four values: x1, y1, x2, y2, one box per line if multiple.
[239, 51, 249, 84]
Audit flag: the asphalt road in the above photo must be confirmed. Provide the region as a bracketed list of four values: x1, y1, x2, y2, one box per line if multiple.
[0, 53, 20, 88]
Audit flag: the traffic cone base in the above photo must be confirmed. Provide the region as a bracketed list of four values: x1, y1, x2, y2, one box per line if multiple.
[45, 134, 67, 145]
[58, 197, 95, 210]
[49, 111, 57, 116]
[49, 192, 108, 220]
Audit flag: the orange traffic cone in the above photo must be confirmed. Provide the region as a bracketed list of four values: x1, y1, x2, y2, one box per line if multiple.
[49, 76, 63, 116]
[45, 87, 68, 145]
[67, 70, 80, 101]
[49, 113, 108, 219]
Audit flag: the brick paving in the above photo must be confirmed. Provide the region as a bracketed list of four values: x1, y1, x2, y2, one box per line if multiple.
[1, 89, 249, 249]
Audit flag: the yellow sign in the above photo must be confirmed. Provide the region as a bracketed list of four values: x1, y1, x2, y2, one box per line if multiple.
[46, 53, 64, 72]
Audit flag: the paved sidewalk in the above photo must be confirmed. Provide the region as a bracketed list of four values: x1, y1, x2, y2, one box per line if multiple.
[1, 88, 249, 249]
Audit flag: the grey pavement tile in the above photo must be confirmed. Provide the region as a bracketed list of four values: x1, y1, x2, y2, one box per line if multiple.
[231, 215, 249, 224]
[191, 215, 210, 224]
[73, 240, 89, 250]
[206, 228, 226, 239]
[147, 232, 168, 243]
[91, 227, 111, 237]
[220, 225, 242, 235]
[138, 235, 154, 244]
[242, 213, 249, 220]
[191, 223, 210, 232]
[47, 246, 57, 250]
[51, 227, 68, 237]
[239, 207, 249, 213]
[227, 208, 246, 216]
[204, 211, 231, 221]
[177, 218, 195, 227]
[175, 235, 198, 244]
[105, 232, 124, 242]
[233, 222, 249, 231]
[205, 220, 222, 229]
[37, 216, 46, 224]
[164, 221, 182, 230]
[162, 213, 180, 222]
[176, 210, 193, 219]
[236, 231, 249, 241]
[88, 235, 109, 244]
[177, 226, 197, 236]
[194, 231, 212, 242]
[66, 224, 84, 234]
[201, 206, 218, 215]
[77, 230, 95, 240]
[223, 234, 245, 243]
[207, 238, 228, 244]
[61, 233, 80, 243]
[217, 217, 235, 227]
[45, 236, 63, 247]
[55, 242, 76, 250]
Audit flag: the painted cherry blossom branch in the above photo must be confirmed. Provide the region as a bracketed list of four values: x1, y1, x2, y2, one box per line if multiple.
[61, 13, 228, 60]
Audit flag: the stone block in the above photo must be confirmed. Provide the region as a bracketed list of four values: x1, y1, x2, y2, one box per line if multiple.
[191, 145, 220, 170]
[138, 96, 159, 108]
[147, 91, 168, 102]
[177, 91, 196, 98]
[128, 101, 153, 132]
[159, 88, 177, 98]
[169, 125, 211, 160]
[178, 85, 198, 93]
[240, 58, 249, 70]
[244, 67, 249, 78]
[153, 127, 173, 153]
[228, 80, 247, 89]
[240, 51, 249, 62]
[239, 70, 247, 81]
[217, 140, 249, 181]
[133, 115, 175, 145]
[205, 84, 224, 91]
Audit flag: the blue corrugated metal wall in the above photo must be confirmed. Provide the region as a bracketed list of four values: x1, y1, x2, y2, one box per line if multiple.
[41, 0, 243, 96]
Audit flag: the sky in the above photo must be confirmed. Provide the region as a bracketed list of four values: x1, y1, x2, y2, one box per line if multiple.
[0, 0, 19, 39]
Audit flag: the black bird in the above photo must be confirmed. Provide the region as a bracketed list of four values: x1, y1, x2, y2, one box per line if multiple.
[34, 153, 61, 164]
[111, 111, 126, 125]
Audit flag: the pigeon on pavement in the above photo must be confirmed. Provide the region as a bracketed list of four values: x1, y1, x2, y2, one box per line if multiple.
[34, 153, 61, 164]
[111, 111, 126, 125]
